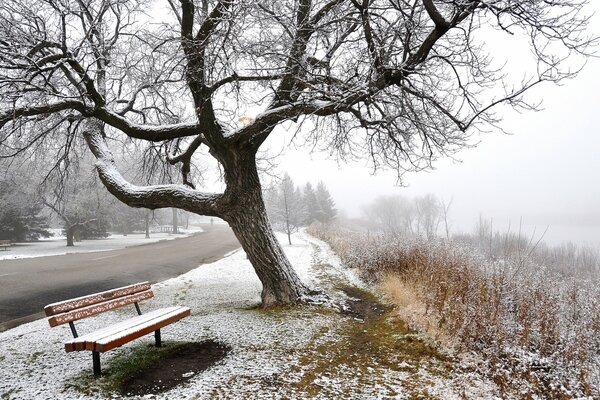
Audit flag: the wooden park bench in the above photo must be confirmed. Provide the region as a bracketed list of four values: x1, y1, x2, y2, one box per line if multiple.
[44, 282, 190, 376]
[0, 240, 11, 250]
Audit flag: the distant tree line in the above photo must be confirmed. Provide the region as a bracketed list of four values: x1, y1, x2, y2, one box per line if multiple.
[264, 173, 336, 244]
[0, 158, 189, 245]
[362, 194, 451, 240]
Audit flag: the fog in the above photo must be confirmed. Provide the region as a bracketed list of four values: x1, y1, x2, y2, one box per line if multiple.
[265, 5, 600, 248]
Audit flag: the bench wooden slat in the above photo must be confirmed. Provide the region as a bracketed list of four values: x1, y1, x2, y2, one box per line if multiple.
[44, 282, 151, 316]
[95, 307, 190, 352]
[64, 307, 181, 352]
[48, 290, 154, 327]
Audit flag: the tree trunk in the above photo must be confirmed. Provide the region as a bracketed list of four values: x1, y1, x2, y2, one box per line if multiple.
[172, 208, 178, 234]
[221, 153, 309, 307]
[226, 199, 309, 307]
[66, 227, 75, 247]
[145, 213, 150, 238]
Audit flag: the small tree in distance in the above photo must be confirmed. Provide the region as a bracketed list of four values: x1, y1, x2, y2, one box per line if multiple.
[42, 170, 110, 247]
[269, 173, 305, 245]
[363, 194, 445, 239]
[265, 175, 337, 240]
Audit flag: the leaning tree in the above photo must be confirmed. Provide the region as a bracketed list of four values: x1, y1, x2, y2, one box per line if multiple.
[0, 0, 594, 306]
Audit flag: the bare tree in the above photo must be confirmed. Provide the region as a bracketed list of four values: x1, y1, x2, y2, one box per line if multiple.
[0, 0, 594, 306]
[41, 167, 108, 246]
[441, 197, 453, 240]
[414, 194, 441, 239]
[362, 195, 415, 236]
[268, 173, 304, 245]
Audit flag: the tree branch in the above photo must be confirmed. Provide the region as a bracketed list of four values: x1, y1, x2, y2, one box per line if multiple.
[209, 73, 283, 92]
[92, 108, 201, 141]
[83, 127, 222, 216]
[0, 101, 86, 129]
[422, 0, 449, 29]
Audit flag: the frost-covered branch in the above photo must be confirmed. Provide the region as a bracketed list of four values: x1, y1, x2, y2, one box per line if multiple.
[83, 127, 221, 216]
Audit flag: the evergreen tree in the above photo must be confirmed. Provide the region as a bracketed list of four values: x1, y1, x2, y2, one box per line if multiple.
[315, 181, 336, 222]
[110, 202, 146, 236]
[303, 182, 319, 225]
[0, 178, 51, 242]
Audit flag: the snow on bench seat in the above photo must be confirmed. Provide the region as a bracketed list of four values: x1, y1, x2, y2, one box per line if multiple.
[45, 282, 151, 316]
[49, 290, 154, 327]
[65, 307, 177, 352]
[65, 306, 191, 353]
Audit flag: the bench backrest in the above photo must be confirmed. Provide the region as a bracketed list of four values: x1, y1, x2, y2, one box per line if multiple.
[0, 240, 10, 245]
[45, 282, 153, 327]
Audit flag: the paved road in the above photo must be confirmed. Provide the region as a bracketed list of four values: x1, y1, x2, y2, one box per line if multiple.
[0, 224, 240, 330]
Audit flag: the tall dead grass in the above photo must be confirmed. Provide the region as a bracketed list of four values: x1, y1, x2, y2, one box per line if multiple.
[308, 224, 600, 397]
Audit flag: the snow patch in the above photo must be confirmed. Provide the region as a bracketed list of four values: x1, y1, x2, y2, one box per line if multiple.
[0, 227, 204, 261]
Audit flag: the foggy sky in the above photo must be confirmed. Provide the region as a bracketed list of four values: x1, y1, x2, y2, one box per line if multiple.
[266, 4, 600, 247]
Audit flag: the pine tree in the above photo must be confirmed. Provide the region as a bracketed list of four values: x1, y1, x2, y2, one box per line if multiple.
[315, 181, 336, 223]
[303, 182, 319, 225]
[0, 179, 51, 242]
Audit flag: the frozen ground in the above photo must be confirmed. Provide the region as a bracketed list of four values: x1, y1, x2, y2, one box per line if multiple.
[0, 227, 204, 261]
[0, 231, 501, 400]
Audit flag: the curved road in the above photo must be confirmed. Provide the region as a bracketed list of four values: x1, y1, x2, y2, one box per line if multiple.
[0, 224, 240, 331]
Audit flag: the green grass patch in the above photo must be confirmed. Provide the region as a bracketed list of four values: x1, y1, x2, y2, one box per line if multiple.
[1, 388, 20, 400]
[29, 351, 44, 363]
[67, 341, 193, 396]
[293, 286, 453, 398]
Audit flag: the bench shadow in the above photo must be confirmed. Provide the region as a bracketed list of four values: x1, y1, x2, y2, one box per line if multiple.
[120, 340, 230, 396]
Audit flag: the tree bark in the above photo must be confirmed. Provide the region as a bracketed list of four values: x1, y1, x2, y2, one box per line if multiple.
[220, 153, 309, 307]
[66, 226, 75, 247]
[172, 208, 178, 234]
[225, 198, 309, 307]
[145, 212, 150, 238]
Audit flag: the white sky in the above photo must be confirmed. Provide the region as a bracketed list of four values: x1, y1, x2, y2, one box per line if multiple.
[257, 4, 600, 247]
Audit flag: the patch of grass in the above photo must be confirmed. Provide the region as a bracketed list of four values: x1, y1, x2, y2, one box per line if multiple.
[1, 388, 20, 400]
[0, 355, 5, 362]
[337, 284, 380, 303]
[29, 351, 44, 363]
[293, 286, 453, 398]
[68, 341, 194, 396]
[250, 302, 337, 320]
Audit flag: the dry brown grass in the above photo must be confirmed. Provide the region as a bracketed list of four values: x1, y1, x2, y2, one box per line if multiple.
[308, 223, 600, 398]
[378, 274, 450, 346]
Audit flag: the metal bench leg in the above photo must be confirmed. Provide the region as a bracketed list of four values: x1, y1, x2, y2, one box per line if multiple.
[92, 351, 101, 377]
[155, 329, 162, 347]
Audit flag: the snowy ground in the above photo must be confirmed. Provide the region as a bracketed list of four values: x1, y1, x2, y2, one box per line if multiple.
[0, 231, 501, 400]
[0, 227, 204, 261]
